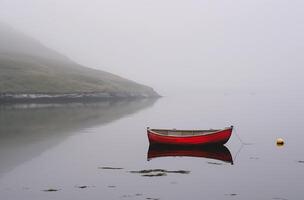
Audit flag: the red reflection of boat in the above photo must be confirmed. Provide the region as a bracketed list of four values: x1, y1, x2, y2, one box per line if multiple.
[147, 126, 233, 146]
[148, 144, 233, 164]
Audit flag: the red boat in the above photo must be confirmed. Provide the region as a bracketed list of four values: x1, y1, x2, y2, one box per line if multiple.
[147, 144, 233, 164]
[147, 126, 233, 146]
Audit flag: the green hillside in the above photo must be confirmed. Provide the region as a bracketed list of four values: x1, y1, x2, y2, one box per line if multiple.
[0, 22, 159, 99]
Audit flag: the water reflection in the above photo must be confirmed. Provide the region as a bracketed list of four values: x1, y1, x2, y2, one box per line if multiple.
[147, 144, 233, 164]
[0, 99, 157, 177]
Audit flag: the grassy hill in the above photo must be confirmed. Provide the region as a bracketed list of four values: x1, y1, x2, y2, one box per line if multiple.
[0, 22, 159, 100]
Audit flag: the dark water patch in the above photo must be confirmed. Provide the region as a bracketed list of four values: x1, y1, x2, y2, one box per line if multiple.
[42, 188, 60, 192]
[146, 198, 160, 200]
[99, 167, 124, 170]
[272, 197, 288, 200]
[297, 160, 304, 163]
[108, 185, 116, 188]
[76, 185, 88, 189]
[121, 193, 143, 198]
[207, 162, 223, 165]
[225, 193, 238, 196]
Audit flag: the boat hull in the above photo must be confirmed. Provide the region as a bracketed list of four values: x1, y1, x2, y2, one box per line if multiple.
[147, 127, 233, 146]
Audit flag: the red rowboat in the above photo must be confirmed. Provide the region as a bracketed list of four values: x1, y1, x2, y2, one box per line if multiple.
[147, 126, 233, 146]
[147, 144, 233, 164]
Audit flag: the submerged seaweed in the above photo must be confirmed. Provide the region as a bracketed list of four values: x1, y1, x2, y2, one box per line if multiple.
[129, 169, 190, 174]
[129, 169, 189, 177]
[42, 188, 60, 192]
[99, 166, 124, 170]
[142, 172, 167, 177]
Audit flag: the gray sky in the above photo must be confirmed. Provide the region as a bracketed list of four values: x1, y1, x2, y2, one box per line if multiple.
[0, 0, 303, 95]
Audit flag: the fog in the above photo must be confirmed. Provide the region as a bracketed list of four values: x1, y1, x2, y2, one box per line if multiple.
[0, 0, 303, 96]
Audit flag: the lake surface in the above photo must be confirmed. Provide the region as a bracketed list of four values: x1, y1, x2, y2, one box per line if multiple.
[0, 92, 303, 200]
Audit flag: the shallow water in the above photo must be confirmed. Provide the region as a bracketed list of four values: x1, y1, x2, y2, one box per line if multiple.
[0, 93, 303, 200]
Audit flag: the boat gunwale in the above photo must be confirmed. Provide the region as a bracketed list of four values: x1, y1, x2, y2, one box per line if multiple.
[148, 127, 233, 138]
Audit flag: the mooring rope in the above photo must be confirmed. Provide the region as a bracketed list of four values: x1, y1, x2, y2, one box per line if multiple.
[234, 126, 252, 145]
[232, 126, 253, 163]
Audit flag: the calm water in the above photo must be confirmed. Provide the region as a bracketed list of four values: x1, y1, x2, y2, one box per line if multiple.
[0, 93, 303, 200]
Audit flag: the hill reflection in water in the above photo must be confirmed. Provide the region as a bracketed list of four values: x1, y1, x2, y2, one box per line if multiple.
[0, 99, 157, 176]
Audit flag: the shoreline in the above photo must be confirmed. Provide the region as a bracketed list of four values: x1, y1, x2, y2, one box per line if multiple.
[0, 92, 161, 104]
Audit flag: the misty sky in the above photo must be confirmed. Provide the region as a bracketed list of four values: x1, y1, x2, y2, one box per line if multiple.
[0, 0, 303, 95]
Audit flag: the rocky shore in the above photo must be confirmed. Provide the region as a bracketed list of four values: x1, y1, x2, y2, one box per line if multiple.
[0, 92, 160, 103]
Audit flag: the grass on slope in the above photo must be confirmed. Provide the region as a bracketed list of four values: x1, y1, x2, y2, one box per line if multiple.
[0, 53, 157, 96]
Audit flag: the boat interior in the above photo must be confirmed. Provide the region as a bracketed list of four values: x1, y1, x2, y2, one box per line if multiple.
[150, 129, 220, 136]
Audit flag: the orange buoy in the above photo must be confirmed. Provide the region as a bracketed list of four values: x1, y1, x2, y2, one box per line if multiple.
[276, 138, 284, 146]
